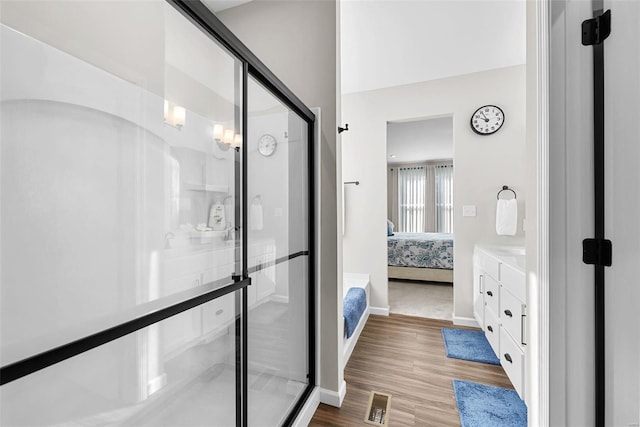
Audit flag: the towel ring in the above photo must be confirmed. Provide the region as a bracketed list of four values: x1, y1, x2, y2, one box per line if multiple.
[497, 185, 517, 200]
[252, 195, 262, 205]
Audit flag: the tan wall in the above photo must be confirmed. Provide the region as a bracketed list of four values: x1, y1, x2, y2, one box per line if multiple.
[218, 0, 342, 394]
[342, 65, 527, 320]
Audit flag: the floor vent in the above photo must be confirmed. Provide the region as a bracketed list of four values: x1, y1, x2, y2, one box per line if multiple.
[364, 391, 391, 425]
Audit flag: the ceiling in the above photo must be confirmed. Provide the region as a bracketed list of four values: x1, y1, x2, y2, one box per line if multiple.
[340, 0, 526, 94]
[387, 117, 453, 163]
[204, 0, 526, 94]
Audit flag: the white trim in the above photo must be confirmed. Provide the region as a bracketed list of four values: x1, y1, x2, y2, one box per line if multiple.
[291, 387, 320, 427]
[369, 305, 390, 316]
[343, 308, 370, 366]
[269, 294, 289, 304]
[536, 1, 550, 425]
[319, 380, 347, 408]
[452, 316, 480, 328]
[147, 373, 167, 396]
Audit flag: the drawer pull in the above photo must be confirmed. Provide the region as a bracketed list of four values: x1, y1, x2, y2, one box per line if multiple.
[504, 309, 513, 317]
[487, 325, 494, 333]
[215, 309, 224, 316]
[504, 353, 513, 363]
[487, 291, 493, 297]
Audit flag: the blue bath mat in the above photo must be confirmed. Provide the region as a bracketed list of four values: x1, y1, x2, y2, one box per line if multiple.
[453, 380, 527, 427]
[441, 328, 500, 365]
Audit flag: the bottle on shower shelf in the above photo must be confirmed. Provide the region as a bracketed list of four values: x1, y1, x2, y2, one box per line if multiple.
[208, 197, 226, 231]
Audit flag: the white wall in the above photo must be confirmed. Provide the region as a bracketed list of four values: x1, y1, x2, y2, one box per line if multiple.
[342, 65, 526, 320]
[217, 0, 343, 397]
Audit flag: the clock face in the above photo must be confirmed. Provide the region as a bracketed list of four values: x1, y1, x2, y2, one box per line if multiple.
[470, 105, 505, 135]
[258, 134, 277, 156]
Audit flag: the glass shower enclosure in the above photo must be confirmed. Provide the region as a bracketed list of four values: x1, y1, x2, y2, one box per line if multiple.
[0, 1, 315, 426]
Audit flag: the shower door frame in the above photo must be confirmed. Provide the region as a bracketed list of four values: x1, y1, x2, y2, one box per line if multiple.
[0, 1, 317, 426]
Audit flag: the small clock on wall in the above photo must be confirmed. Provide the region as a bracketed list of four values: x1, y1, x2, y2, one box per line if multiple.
[258, 134, 277, 156]
[470, 105, 505, 135]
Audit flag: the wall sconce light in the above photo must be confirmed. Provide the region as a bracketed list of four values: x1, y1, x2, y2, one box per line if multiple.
[232, 134, 242, 150]
[213, 125, 242, 152]
[223, 129, 234, 145]
[213, 124, 229, 151]
[164, 100, 186, 130]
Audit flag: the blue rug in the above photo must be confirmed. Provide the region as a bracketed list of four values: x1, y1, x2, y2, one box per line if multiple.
[441, 328, 500, 365]
[453, 380, 527, 427]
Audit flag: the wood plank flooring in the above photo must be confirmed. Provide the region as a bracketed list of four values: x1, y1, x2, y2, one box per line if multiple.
[310, 314, 513, 426]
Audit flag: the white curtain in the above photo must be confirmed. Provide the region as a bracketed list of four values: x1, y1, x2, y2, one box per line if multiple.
[435, 164, 454, 233]
[398, 166, 426, 232]
[424, 164, 436, 232]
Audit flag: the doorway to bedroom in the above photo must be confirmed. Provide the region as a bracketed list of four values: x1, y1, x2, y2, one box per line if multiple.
[386, 116, 454, 320]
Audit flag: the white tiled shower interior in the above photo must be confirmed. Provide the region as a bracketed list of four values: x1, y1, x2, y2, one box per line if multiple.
[0, 2, 309, 425]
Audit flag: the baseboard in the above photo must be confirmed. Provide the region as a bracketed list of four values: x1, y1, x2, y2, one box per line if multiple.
[291, 386, 320, 427]
[147, 373, 167, 396]
[269, 294, 289, 304]
[319, 380, 347, 407]
[453, 315, 480, 328]
[370, 306, 390, 316]
[343, 308, 370, 367]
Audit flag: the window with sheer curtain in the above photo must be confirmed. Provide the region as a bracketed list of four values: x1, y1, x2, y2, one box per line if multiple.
[435, 164, 454, 233]
[397, 166, 426, 232]
[394, 163, 453, 233]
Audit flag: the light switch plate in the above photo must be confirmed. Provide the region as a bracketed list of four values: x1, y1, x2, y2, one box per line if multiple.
[462, 205, 477, 217]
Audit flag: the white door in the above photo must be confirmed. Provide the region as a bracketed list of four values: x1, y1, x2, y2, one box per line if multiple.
[549, 0, 640, 426]
[602, 1, 640, 425]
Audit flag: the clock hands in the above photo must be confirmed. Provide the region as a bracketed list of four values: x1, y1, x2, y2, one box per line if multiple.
[480, 111, 490, 122]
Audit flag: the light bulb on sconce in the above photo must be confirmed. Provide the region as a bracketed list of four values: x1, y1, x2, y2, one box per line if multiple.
[164, 100, 186, 130]
[232, 134, 242, 149]
[172, 106, 186, 129]
[223, 129, 234, 145]
[213, 124, 229, 151]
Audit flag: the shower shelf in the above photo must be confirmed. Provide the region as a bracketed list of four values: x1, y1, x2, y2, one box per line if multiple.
[184, 182, 228, 193]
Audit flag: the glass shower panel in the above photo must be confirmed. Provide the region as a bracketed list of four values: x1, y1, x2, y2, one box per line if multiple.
[0, 2, 242, 366]
[0, 294, 240, 426]
[246, 76, 310, 426]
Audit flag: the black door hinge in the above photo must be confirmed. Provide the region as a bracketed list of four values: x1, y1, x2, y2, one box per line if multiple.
[582, 10, 611, 46]
[583, 238, 613, 266]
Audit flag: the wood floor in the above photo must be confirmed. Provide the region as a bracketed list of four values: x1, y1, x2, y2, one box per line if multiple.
[310, 314, 513, 426]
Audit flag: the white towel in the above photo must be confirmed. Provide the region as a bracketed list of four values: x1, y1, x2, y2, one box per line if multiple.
[496, 199, 518, 235]
[250, 204, 263, 231]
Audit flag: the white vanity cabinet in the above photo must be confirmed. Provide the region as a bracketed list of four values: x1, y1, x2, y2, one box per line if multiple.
[473, 245, 527, 400]
[248, 240, 277, 307]
[162, 246, 236, 356]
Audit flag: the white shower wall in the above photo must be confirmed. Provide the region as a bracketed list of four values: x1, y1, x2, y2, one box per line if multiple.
[0, 17, 242, 425]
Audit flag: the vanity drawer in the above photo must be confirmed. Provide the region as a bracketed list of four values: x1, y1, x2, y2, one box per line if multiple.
[484, 274, 500, 316]
[484, 305, 500, 357]
[479, 251, 500, 281]
[500, 326, 525, 400]
[500, 262, 526, 301]
[500, 287, 526, 346]
[202, 292, 235, 333]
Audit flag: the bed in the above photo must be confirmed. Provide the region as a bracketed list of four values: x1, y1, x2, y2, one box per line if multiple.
[343, 273, 370, 367]
[387, 232, 454, 283]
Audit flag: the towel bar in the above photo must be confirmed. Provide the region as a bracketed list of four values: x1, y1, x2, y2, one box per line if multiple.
[497, 185, 516, 200]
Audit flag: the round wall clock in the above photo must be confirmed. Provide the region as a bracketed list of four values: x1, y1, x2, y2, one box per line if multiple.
[258, 134, 277, 156]
[470, 105, 505, 135]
